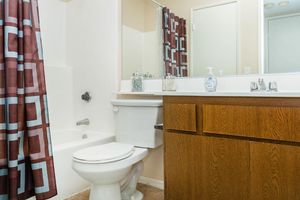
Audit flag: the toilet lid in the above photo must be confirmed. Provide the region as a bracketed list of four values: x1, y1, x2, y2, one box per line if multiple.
[73, 142, 135, 164]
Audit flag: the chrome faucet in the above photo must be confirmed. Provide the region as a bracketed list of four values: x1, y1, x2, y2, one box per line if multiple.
[76, 118, 90, 126]
[250, 79, 278, 92]
[250, 78, 266, 92]
[258, 78, 267, 91]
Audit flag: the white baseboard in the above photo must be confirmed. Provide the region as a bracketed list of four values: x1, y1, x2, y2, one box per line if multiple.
[139, 176, 164, 190]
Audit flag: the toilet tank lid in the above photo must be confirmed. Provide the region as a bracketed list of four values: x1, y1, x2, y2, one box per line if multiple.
[111, 99, 163, 107]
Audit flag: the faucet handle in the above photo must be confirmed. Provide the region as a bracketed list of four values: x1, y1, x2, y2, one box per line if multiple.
[250, 82, 258, 92]
[268, 81, 278, 92]
[81, 92, 92, 102]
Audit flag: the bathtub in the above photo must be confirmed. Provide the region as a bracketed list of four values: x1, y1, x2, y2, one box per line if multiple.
[29, 130, 115, 200]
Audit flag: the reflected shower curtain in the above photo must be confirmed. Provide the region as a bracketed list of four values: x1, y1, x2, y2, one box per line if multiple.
[0, 0, 57, 200]
[162, 7, 188, 77]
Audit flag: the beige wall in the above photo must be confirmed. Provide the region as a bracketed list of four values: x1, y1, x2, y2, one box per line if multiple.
[122, 0, 145, 31]
[142, 146, 164, 180]
[122, 0, 158, 32]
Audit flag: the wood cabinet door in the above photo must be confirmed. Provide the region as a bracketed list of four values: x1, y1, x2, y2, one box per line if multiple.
[250, 142, 300, 200]
[164, 103, 197, 132]
[164, 131, 202, 200]
[201, 136, 250, 200]
[164, 132, 250, 200]
[203, 104, 300, 143]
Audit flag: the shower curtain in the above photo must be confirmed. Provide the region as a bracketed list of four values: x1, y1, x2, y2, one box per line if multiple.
[162, 7, 188, 77]
[0, 0, 57, 200]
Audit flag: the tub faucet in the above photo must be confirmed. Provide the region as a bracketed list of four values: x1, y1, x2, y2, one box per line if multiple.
[76, 118, 90, 126]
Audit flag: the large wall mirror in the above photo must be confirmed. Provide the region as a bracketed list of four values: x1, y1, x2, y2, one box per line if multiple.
[122, 0, 300, 79]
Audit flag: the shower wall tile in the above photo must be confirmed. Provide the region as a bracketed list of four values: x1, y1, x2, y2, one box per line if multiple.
[66, 0, 119, 133]
[44, 66, 74, 131]
[39, 1, 74, 131]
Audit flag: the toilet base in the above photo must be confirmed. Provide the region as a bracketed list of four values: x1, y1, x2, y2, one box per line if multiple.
[88, 185, 143, 200]
[89, 183, 121, 200]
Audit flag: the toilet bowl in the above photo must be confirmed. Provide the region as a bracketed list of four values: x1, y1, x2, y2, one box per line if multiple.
[72, 142, 148, 200]
[72, 99, 163, 200]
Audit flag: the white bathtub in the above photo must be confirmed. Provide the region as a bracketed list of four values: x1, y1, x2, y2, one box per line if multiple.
[29, 130, 115, 200]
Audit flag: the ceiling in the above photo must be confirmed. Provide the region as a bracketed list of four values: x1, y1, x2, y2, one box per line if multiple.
[264, 0, 300, 17]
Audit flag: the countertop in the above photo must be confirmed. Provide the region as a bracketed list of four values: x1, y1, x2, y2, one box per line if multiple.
[117, 91, 300, 98]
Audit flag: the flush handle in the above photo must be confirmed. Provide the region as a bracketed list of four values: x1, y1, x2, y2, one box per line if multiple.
[112, 106, 119, 113]
[154, 124, 164, 130]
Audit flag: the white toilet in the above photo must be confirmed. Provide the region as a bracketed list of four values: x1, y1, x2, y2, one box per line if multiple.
[72, 99, 163, 200]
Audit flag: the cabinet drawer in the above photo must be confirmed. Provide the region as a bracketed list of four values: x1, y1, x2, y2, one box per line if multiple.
[203, 104, 300, 142]
[164, 103, 197, 132]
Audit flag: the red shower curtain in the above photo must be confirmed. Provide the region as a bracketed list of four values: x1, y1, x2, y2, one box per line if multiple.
[162, 7, 188, 77]
[0, 0, 57, 199]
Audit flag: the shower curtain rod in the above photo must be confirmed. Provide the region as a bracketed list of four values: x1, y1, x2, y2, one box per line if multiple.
[151, 0, 165, 8]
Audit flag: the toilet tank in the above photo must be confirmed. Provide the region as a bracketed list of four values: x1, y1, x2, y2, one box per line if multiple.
[111, 99, 163, 148]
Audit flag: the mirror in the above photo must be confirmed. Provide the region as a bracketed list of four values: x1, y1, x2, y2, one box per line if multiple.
[263, 0, 300, 74]
[121, 0, 300, 80]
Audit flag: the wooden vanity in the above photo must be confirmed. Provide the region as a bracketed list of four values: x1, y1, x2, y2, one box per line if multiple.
[163, 96, 300, 200]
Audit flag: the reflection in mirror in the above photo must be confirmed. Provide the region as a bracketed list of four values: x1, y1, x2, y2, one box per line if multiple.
[122, 0, 164, 79]
[122, 0, 261, 79]
[264, 0, 300, 73]
[191, 2, 238, 76]
[122, 0, 190, 79]
[162, 7, 188, 77]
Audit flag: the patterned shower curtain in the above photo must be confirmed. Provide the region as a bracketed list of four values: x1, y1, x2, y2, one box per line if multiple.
[162, 7, 188, 77]
[0, 0, 57, 200]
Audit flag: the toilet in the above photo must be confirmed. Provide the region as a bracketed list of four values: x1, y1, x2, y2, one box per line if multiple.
[72, 99, 163, 200]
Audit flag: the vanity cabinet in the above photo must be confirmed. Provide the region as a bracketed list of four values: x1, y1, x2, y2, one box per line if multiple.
[163, 96, 300, 200]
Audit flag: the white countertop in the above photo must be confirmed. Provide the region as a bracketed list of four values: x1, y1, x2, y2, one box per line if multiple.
[118, 91, 300, 98]
[119, 74, 300, 97]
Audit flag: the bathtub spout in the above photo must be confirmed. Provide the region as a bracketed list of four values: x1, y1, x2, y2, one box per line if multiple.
[76, 118, 90, 126]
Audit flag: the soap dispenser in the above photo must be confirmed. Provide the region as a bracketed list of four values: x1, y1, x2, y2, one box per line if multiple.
[204, 67, 217, 92]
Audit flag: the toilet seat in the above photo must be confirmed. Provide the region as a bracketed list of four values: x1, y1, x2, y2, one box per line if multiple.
[73, 142, 135, 164]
